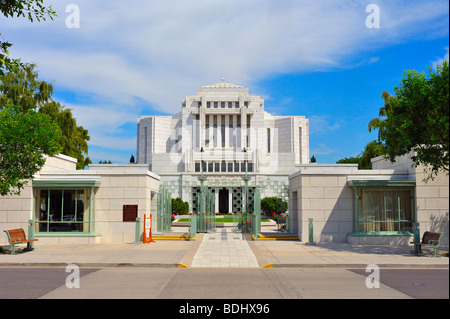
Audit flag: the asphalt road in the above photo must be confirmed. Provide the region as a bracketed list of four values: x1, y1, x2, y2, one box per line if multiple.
[0, 267, 448, 300]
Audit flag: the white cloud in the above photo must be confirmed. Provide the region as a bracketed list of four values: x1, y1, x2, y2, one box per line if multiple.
[310, 143, 335, 156]
[309, 115, 342, 135]
[8, 0, 449, 112]
[432, 47, 449, 68]
[3, 0, 448, 155]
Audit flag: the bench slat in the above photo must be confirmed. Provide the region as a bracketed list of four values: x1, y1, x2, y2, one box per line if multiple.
[3, 228, 38, 255]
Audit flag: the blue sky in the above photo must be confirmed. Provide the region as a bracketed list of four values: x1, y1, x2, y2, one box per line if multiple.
[2, 0, 449, 164]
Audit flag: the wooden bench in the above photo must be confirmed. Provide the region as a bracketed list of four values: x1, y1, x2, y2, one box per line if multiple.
[411, 231, 445, 257]
[3, 229, 38, 255]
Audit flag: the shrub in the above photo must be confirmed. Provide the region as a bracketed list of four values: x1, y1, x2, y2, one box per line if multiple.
[171, 197, 189, 215]
[261, 196, 288, 216]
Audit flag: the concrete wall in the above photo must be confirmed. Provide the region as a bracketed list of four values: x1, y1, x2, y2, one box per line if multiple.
[93, 166, 160, 243]
[289, 156, 449, 247]
[290, 169, 355, 243]
[372, 155, 449, 246]
[1, 158, 161, 246]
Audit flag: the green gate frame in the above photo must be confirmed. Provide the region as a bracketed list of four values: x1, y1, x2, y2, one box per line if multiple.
[197, 184, 216, 233]
[157, 186, 172, 233]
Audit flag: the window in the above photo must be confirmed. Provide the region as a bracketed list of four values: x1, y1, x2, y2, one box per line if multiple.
[195, 162, 200, 172]
[221, 161, 226, 172]
[207, 102, 211, 108]
[214, 102, 218, 108]
[205, 123, 210, 147]
[221, 124, 225, 147]
[35, 189, 91, 233]
[221, 102, 225, 108]
[357, 188, 413, 233]
[228, 102, 233, 108]
[228, 162, 233, 172]
[267, 128, 271, 153]
[202, 161, 206, 173]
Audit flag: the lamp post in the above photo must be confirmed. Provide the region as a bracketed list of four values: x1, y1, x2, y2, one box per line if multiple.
[197, 147, 207, 232]
[242, 148, 251, 232]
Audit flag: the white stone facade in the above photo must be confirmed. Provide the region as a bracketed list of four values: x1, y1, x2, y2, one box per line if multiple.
[136, 82, 309, 212]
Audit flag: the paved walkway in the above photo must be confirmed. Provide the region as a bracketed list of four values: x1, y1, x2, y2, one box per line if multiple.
[191, 228, 259, 267]
[0, 228, 448, 269]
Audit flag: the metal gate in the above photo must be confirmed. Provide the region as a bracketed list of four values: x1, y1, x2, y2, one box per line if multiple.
[196, 184, 216, 233]
[157, 186, 172, 233]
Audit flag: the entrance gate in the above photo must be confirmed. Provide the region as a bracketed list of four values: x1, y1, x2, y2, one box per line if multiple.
[196, 185, 216, 233]
[190, 182, 261, 238]
[157, 186, 172, 233]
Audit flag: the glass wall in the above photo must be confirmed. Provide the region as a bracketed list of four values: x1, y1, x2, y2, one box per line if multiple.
[356, 188, 413, 233]
[35, 189, 91, 233]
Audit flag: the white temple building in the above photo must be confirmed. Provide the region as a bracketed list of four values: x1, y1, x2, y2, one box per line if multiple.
[137, 82, 310, 213]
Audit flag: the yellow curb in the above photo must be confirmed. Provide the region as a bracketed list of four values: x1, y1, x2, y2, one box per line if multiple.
[262, 263, 273, 269]
[177, 263, 190, 268]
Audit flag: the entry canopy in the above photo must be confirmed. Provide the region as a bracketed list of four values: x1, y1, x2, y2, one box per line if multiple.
[347, 179, 415, 188]
[32, 174, 101, 188]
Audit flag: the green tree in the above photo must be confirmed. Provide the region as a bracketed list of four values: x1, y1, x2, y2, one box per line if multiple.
[40, 101, 91, 169]
[336, 139, 385, 170]
[0, 106, 60, 195]
[260, 197, 288, 216]
[1, 0, 56, 74]
[369, 61, 449, 180]
[171, 197, 189, 215]
[0, 64, 91, 169]
[336, 156, 360, 165]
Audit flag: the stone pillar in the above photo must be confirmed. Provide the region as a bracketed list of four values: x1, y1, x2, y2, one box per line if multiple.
[241, 108, 247, 149]
[217, 114, 222, 149]
[200, 97, 206, 149]
[229, 189, 233, 214]
[225, 115, 230, 148]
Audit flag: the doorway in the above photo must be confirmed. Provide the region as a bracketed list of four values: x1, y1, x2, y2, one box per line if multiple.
[219, 189, 229, 214]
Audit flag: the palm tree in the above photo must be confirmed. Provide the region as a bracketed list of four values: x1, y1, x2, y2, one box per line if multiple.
[368, 91, 395, 141]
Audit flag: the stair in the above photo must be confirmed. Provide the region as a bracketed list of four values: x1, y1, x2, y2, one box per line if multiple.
[152, 233, 197, 241]
[252, 232, 299, 241]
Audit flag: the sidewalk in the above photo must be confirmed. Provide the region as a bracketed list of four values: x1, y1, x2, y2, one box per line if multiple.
[1, 235, 448, 269]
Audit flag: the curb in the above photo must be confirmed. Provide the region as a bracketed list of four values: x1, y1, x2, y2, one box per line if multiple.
[261, 263, 449, 269]
[0, 263, 182, 268]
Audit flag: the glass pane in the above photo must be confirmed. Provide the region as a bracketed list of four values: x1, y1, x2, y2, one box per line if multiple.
[384, 190, 398, 231]
[37, 190, 49, 232]
[360, 189, 372, 231]
[49, 190, 63, 222]
[399, 190, 413, 232]
[35, 189, 89, 233]
[399, 190, 412, 220]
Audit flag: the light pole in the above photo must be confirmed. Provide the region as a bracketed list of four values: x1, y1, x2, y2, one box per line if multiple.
[241, 148, 251, 232]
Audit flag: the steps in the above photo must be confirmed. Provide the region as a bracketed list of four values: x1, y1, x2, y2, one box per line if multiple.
[252, 232, 299, 241]
[152, 233, 197, 241]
